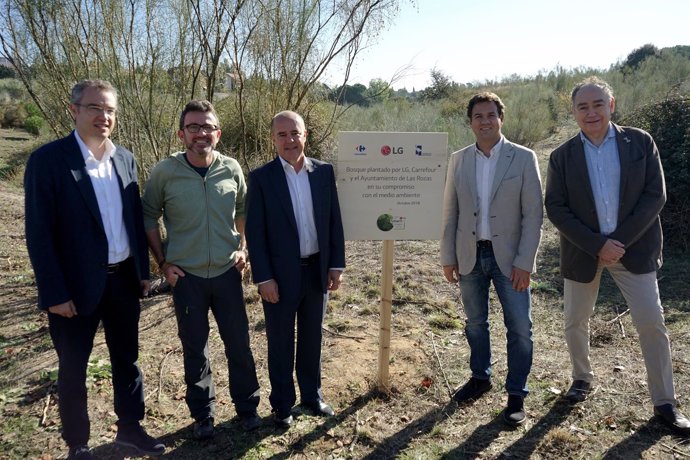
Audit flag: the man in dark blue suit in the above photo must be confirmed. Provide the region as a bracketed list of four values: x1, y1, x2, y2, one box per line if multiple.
[24, 80, 165, 459]
[245, 110, 345, 427]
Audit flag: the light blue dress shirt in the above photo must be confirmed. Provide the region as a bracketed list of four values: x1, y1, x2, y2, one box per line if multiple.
[581, 124, 620, 235]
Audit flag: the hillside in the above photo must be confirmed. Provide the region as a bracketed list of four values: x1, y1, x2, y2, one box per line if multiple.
[1, 126, 689, 459]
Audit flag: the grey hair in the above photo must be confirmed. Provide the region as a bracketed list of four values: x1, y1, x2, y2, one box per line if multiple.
[571, 76, 614, 103]
[70, 79, 118, 104]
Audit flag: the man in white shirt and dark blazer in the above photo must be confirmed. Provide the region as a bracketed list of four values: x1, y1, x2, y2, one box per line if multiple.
[245, 110, 345, 428]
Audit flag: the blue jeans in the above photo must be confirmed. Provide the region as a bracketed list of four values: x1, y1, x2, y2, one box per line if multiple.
[459, 245, 533, 397]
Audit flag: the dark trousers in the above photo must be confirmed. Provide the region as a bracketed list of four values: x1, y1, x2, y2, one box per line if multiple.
[171, 267, 260, 421]
[48, 258, 144, 448]
[263, 260, 327, 413]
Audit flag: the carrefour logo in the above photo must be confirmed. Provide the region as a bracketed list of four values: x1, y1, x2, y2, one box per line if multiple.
[354, 144, 366, 155]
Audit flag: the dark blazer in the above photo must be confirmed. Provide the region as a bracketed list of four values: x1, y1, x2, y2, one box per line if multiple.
[24, 132, 149, 314]
[544, 123, 665, 283]
[245, 156, 345, 299]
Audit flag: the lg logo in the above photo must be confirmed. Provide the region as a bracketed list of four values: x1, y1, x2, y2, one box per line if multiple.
[381, 145, 403, 156]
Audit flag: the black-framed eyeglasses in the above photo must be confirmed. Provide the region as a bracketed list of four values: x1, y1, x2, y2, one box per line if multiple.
[74, 104, 117, 116]
[184, 124, 219, 133]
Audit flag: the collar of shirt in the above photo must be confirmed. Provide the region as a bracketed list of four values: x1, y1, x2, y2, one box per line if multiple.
[278, 155, 313, 174]
[74, 129, 116, 164]
[474, 135, 504, 161]
[579, 123, 616, 149]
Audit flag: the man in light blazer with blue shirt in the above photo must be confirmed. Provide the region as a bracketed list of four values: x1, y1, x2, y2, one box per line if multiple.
[441, 92, 543, 426]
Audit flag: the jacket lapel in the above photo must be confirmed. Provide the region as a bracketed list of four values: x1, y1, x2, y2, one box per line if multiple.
[269, 157, 298, 232]
[463, 148, 479, 208]
[613, 124, 632, 199]
[490, 141, 515, 203]
[308, 160, 323, 226]
[61, 133, 105, 234]
[570, 135, 597, 206]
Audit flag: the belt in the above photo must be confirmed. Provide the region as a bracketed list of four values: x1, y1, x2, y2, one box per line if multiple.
[106, 257, 132, 274]
[477, 240, 493, 249]
[300, 253, 320, 266]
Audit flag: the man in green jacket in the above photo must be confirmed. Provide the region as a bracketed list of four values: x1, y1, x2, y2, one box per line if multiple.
[142, 100, 261, 439]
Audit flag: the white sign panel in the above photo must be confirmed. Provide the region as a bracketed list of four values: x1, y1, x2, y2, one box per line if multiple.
[337, 132, 448, 240]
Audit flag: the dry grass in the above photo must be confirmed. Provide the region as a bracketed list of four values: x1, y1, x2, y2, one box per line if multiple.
[1, 128, 689, 459]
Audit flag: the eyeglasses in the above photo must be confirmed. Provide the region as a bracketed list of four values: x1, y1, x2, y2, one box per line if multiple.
[184, 124, 219, 133]
[74, 104, 117, 116]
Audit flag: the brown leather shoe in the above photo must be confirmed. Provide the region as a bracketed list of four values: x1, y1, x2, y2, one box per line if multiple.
[654, 404, 690, 435]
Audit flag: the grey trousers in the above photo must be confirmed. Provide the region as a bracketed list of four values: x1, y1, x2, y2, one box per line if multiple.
[563, 261, 677, 406]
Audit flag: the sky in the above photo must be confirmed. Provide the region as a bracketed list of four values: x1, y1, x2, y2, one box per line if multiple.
[339, 0, 690, 90]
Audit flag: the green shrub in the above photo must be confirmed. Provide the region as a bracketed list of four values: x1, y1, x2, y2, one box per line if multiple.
[622, 96, 690, 250]
[24, 102, 41, 118]
[24, 115, 44, 135]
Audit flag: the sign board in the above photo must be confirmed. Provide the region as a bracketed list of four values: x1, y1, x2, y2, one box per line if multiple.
[336, 132, 448, 240]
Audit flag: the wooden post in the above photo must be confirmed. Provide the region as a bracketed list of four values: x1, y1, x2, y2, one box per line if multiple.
[377, 239, 394, 391]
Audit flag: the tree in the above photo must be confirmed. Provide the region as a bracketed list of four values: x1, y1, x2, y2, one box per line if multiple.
[365, 78, 392, 104]
[0, 0, 408, 172]
[224, 0, 406, 168]
[420, 68, 455, 101]
[621, 44, 660, 71]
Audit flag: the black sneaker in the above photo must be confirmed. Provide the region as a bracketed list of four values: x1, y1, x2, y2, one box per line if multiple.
[503, 395, 527, 426]
[67, 445, 93, 460]
[452, 377, 492, 404]
[114, 423, 165, 456]
[239, 411, 262, 431]
[193, 416, 215, 439]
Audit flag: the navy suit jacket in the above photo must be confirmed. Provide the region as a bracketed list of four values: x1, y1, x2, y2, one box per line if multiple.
[245, 156, 345, 300]
[24, 132, 149, 314]
[545, 124, 665, 283]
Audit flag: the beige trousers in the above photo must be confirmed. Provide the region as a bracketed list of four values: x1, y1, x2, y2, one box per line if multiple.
[563, 261, 677, 406]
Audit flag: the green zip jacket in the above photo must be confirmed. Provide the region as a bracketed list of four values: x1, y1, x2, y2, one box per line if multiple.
[142, 151, 246, 278]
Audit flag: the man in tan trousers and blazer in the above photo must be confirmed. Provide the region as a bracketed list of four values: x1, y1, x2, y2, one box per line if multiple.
[545, 76, 689, 435]
[441, 92, 543, 426]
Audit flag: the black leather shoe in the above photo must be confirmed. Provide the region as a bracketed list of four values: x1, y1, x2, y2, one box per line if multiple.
[193, 416, 214, 440]
[564, 380, 592, 403]
[239, 411, 262, 431]
[273, 411, 293, 428]
[654, 404, 690, 435]
[67, 445, 93, 460]
[503, 395, 527, 426]
[114, 423, 165, 456]
[452, 377, 492, 404]
[302, 400, 335, 417]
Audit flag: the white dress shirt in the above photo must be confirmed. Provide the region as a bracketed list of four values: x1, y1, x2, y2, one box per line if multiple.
[279, 156, 319, 257]
[74, 130, 130, 263]
[475, 137, 503, 241]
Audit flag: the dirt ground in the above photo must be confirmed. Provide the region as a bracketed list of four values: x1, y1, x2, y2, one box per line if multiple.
[1, 127, 690, 459]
